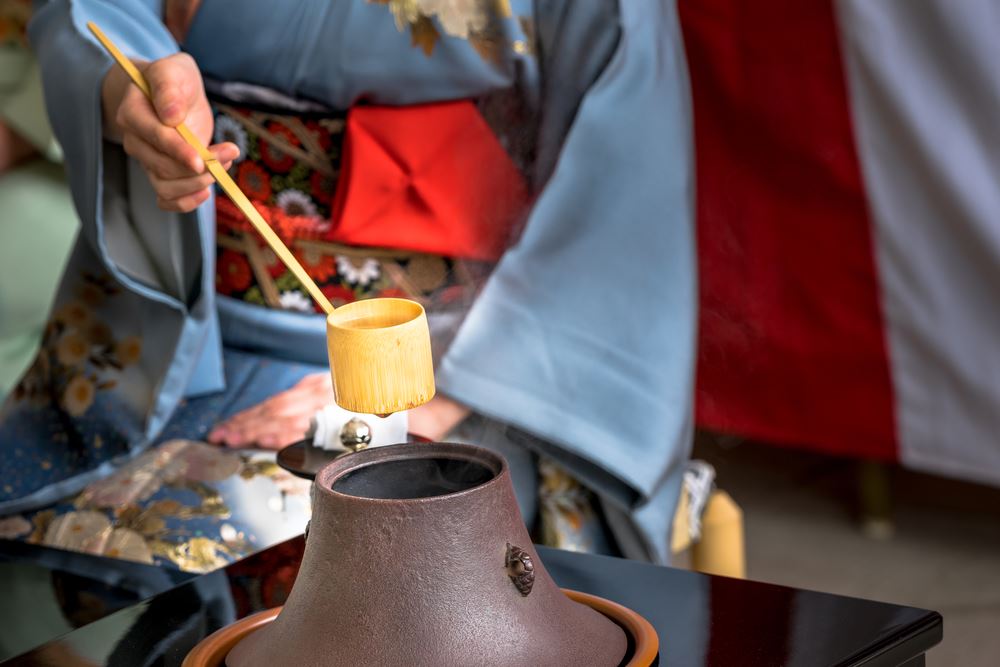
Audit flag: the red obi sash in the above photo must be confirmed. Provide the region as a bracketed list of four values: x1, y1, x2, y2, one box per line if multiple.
[330, 101, 529, 262]
[212, 98, 526, 311]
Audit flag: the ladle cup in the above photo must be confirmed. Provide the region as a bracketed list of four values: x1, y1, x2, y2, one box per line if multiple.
[326, 298, 435, 415]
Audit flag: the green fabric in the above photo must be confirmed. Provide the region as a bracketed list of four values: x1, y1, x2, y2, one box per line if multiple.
[0, 159, 78, 400]
[0, 46, 75, 400]
[0, 50, 61, 161]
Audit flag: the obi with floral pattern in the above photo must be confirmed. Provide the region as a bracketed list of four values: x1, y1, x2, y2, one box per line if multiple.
[209, 94, 504, 317]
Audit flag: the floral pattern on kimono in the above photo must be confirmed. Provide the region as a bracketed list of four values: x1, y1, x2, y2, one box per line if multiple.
[210, 101, 492, 316]
[9, 440, 310, 573]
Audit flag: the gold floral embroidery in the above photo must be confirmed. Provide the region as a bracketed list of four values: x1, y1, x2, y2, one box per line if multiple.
[409, 14, 440, 55]
[369, 0, 517, 62]
[39, 511, 154, 564]
[467, 18, 505, 65]
[537, 459, 601, 553]
[513, 16, 535, 56]
[0, 515, 32, 540]
[25, 443, 312, 572]
[28, 509, 55, 543]
[74, 455, 170, 509]
[239, 458, 282, 480]
[13, 272, 140, 418]
[149, 537, 235, 573]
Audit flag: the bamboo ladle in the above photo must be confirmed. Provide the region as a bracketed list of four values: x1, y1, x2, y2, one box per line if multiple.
[88, 22, 435, 415]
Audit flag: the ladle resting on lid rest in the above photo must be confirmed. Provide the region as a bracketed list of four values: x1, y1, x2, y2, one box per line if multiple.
[88, 22, 436, 416]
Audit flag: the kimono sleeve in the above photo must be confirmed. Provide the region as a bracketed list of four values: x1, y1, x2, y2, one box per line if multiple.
[29, 0, 223, 398]
[434, 0, 697, 563]
[184, 0, 514, 106]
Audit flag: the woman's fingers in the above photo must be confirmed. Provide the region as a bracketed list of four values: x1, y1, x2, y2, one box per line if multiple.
[117, 86, 202, 173]
[125, 137, 238, 211]
[157, 188, 210, 213]
[113, 53, 224, 192]
[210, 411, 312, 449]
[109, 50, 242, 213]
[227, 416, 313, 450]
[145, 52, 202, 128]
[210, 142, 241, 164]
[124, 136, 237, 183]
[123, 133, 192, 180]
[103, 51, 220, 207]
[149, 171, 216, 200]
[407, 395, 471, 441]
[209, 402, 272, 447]
[208, 373, 332, 448]
[151, 160, 232, 202]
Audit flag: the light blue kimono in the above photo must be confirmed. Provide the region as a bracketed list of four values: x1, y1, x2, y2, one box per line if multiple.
[12, 0, 695, 565]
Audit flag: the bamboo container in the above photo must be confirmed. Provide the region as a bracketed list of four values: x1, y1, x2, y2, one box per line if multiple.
[326, 298, 435, 414]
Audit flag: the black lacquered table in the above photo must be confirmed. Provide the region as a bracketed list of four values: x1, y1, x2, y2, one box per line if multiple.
[0, 537, 940, 666]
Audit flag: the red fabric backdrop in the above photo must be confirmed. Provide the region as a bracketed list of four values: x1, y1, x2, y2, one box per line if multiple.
[679, 0, 898, 460]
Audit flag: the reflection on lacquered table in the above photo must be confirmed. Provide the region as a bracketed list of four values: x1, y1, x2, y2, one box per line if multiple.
[0, 537, 940, 666]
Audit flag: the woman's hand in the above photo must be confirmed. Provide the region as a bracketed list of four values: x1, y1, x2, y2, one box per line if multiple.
[407, 395, 471, 441]
[208, 373, 334, 449]
[208, 375, 472, 448]
[101, 52, 238, 212]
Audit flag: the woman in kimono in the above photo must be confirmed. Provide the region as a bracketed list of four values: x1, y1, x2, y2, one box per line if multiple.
[1, 0, 695, 570]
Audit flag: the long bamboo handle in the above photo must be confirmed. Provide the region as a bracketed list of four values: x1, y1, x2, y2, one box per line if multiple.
[87, 22, 335, 315]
